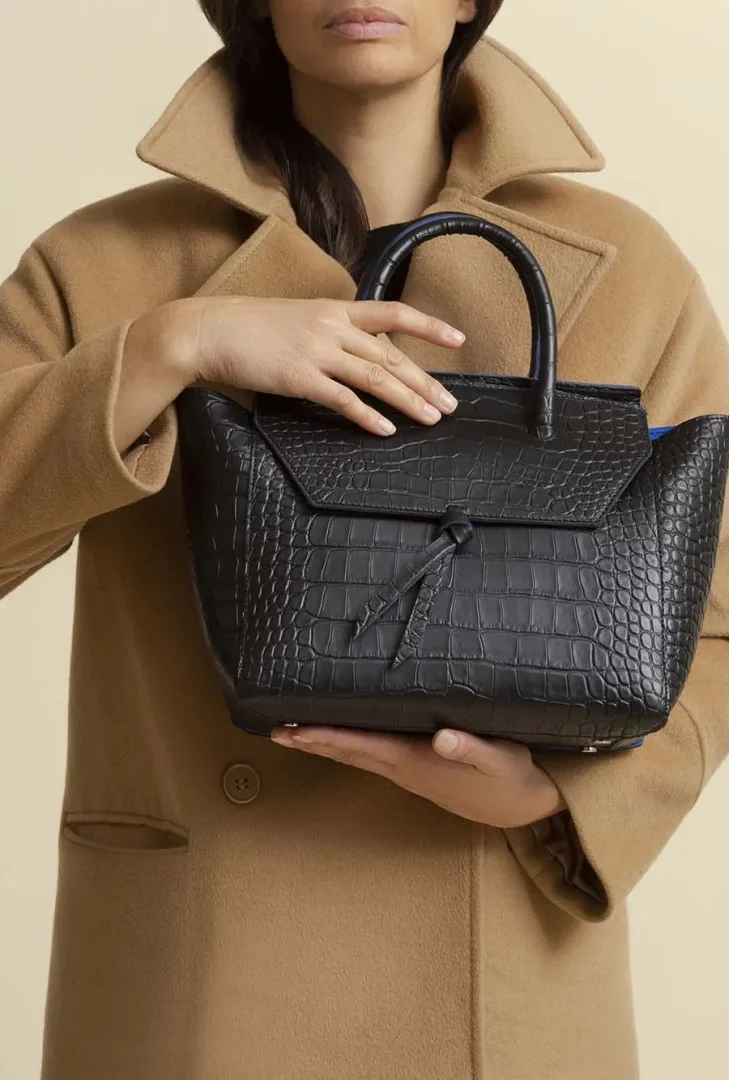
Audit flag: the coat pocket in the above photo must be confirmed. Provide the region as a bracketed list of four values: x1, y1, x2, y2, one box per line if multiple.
[45, 815, 198, 1077]
[62, 810, 189, 854]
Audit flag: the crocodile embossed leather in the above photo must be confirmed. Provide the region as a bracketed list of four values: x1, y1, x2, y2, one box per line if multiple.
[175, 212, 729, 750]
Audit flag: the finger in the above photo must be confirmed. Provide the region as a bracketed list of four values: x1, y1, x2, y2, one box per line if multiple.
[319, 348, 446, 427]
[432, 730, 532, 777]
[336, 327, 460, 418]
[272, 726, 409, 773]
[347, 300, 466, 350]
[300, 371, 404, 436]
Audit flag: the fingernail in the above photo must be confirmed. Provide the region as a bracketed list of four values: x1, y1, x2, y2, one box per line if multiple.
[423, 403, 441, 422]
[378, 417, 397, 435]
[435, 730, 460, 754]
[439, 389, 458, 412]
[445, 328, 465, 343]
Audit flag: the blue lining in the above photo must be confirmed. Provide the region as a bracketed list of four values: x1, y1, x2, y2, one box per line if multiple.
[649, 425, 674, 440]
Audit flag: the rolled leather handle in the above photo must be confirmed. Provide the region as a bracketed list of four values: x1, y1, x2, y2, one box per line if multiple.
[354, 211, 558, 440]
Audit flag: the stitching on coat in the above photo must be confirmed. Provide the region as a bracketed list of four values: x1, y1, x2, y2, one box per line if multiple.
[197, 213, 288, 299]
[482, 38, 604, 164]
[139, 59, 222, 151]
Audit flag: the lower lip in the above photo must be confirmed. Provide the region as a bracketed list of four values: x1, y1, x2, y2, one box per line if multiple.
[325, 21, 404, 39]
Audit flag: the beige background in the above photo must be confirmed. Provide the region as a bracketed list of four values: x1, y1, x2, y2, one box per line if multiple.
[1, 2, 727, 1077]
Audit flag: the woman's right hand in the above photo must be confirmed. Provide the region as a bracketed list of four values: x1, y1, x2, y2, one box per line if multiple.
[171, 295, 465, 435]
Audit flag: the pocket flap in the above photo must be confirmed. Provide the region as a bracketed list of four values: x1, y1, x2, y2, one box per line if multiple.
[63, 811, 189, 854]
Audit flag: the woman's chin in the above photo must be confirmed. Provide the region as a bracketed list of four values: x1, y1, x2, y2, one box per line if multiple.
[317, 45, 414, 88]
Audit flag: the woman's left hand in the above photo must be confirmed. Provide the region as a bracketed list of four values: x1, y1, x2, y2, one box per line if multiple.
[270, 726, 567, 828]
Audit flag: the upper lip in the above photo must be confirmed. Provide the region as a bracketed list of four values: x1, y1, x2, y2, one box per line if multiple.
[325, 6, 405, 27]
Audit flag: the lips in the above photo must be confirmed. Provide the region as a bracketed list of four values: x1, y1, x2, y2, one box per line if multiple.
[325, 6, 405, 28]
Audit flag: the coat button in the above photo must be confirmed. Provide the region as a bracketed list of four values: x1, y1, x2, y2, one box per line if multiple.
[222, 763, 261, 805]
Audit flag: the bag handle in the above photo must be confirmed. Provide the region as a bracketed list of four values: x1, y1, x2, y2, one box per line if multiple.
[354, 211, 558, 440]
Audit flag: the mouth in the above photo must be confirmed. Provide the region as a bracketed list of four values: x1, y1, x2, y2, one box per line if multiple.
[325, 6, 406, 37]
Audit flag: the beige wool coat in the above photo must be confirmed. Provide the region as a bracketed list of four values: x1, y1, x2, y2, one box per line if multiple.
[2, 34, 729, 1080]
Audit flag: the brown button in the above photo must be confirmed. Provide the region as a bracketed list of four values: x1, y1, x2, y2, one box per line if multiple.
[222, 763, 261, 805]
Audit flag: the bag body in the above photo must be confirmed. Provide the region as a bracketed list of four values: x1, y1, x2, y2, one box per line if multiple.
[176, 212, 729, 750]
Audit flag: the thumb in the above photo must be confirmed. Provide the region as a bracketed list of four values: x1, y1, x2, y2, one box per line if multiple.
[432, 729, 531, 777]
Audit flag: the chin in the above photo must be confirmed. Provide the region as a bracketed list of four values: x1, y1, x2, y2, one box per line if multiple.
[316, 44, 417, 88]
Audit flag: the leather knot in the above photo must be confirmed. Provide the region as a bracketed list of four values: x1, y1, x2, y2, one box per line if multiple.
[352, 506, 473, 666]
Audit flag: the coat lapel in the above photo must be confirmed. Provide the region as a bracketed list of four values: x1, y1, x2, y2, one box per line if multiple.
[136, 35, 617, 384]
[382, 186, 617, 379]
[183, 193, 616, 389]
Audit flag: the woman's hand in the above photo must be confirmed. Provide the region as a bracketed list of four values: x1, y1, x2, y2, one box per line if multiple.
[269, 725, 567, 828]
[171, 295, 465, 435]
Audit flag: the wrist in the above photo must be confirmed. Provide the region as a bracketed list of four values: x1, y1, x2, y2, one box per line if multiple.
[154, 297, 229, 386]
[528, 769, 568, 824]
[114, 309, 193, 455]
[129, 299, 215, 389]
[134, 302, 198, 390]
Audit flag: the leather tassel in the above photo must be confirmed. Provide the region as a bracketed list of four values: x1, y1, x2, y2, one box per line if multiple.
[352, 509, 473, 662]
[390, 549, 456, 668]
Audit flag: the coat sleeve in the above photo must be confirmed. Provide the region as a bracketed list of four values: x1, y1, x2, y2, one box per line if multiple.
[0, 241, 177, 599]
[503, 271, 729, 921]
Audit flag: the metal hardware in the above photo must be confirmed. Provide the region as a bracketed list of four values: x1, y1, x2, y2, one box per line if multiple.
[581, 746, 599, 754]
[282, 722, 300, 728]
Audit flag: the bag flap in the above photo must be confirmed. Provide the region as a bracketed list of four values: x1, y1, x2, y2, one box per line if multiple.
[252, 374, 651, 527]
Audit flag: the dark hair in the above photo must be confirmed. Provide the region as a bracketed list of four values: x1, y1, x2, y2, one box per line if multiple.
[197, 2, 503, 269]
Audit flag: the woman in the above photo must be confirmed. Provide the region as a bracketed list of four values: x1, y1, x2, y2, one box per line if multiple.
[2, 2, 728, 1077]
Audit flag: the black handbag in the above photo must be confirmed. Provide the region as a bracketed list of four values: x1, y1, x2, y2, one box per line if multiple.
[175, 211, 729, 752]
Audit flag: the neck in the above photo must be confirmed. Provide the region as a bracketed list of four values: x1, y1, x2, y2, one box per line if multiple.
[289, 63, 449, 228]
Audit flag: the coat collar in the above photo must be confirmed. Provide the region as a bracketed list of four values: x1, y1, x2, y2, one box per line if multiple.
[136, 35, 605, 223]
